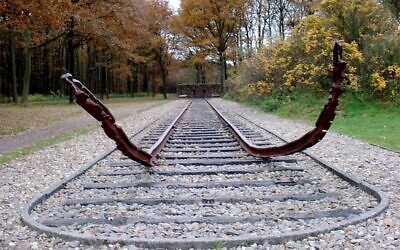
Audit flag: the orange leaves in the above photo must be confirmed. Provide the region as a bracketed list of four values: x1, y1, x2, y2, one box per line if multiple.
[1, 1, 67, 33]
[177, 0, 248, 54]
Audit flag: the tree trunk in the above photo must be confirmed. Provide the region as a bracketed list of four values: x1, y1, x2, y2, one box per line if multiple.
[127, 75, 132, 97]
[161, 71, 167, 99]
[86, 44, 92, 90]
[201, 65, 206, 84]
[130, 63, 137, 97]
[66, 17, 75, 104]
[9, 26, 19, 103]
[100, 66, 106, 99]
[151, 69, 156, 98]
[195, 63, 201, 85]
[21, 28, 32, 105]
[219, 53, 226, 94]
[105, 67, 109, 99]
[42, 45, 50, 94]
[256, 0, 263, 49]
[158, 57, 168, 99]
[277, 0, 286, 40]
[144, 64, 150, 96]
[137, 64, 142, 93]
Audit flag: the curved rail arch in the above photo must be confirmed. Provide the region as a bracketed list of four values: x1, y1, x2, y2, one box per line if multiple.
[62, 41, 347, 163]
[207, 41, 347, 158]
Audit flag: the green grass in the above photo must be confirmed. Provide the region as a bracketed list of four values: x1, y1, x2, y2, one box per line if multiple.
[0, 96, 171, 163]
[0, 126, 93, 165]
[246, 92, 400, 152]
[331, 100, 400, 152]
[0, 93, 174, 104]
[211, 242, 225, 250]
[0, 96, 172, 136]
[0, 125, 25, 136]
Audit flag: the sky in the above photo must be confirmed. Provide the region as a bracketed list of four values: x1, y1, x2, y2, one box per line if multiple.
[168, 0, 181, 11]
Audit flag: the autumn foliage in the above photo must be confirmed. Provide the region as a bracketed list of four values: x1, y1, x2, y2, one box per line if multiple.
[228, 0, 400, 101]
[0, 0, 399, 103]
[0, 0, 173, 103]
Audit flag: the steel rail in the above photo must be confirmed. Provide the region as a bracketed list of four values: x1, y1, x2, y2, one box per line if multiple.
[21, 86, 389, 248]
[61, 73, 191, 167]
[148, 100, 192, 156]
[20, 101, 389, 248]
[207, 41, 347, 158]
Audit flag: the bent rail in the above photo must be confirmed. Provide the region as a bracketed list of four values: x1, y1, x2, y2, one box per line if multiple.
[61, 74, 191, 167]
[61, 73, 154, 166]
[208, 41, 347, 158]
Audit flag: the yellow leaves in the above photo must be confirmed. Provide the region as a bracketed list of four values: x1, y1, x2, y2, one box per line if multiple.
[376, 65, 400, 99]
[387, 65, 400, 80]
[321, 0, 396, 43]
[284, 63, 322, 88]
[346, 74, 360, 90]
[245, 81, 272, 97]
[276, 40, 290, 53]
[284, 70, 295, 88]
[391, 89, 397, 99]
[372, 73, 387, 91]
[347, 66, 357, 74]
[230, 0, 398, 101]
[343, 41, 364, 64]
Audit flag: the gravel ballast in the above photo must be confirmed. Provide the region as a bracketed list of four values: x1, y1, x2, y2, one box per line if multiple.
[0, 99, 184, 249]
[211, 99, 400, 249]
[1, 98, 399, 249]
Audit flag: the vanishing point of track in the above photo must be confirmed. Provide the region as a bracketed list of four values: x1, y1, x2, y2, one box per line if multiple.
[22, 98, 388, 248]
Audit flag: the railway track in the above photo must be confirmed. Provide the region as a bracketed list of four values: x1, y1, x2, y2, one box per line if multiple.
[22, 98, 387, 248]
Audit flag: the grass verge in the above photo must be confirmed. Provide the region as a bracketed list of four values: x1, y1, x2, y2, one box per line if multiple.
[241, 92, 400, 152]
[0, 96, 172, 136]
[331, 99, 400, 152]
[0, 98, 171, 164]
[0, 126, 94, 165]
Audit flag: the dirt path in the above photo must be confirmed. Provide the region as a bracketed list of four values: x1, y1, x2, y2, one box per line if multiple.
[0, 101, 162, 154]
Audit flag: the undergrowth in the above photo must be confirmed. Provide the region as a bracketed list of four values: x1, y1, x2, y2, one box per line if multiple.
[226, 91, 400, 152]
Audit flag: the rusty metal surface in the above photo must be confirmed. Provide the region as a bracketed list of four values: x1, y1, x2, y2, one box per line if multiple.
[148, 100, 192, 156]
[61, 73, 154, 167]
[62, 41, 345, 164]
[21, 91, 388, 249]
[208, 41, 347, 158]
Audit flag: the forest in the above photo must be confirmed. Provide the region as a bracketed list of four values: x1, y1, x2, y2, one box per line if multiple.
[0, 0, 399, 104]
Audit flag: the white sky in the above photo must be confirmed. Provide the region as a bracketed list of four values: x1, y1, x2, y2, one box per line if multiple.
[168, 0, 181, 11]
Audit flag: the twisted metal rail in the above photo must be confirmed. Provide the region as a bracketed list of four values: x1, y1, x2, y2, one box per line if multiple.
[20, 95, 389, 249]
[62, 41, 346, 164]
[208, 41, 346, 158]
[61, 73, 191, 167]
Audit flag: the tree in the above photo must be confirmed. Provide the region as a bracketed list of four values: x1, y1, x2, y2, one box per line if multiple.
[175, 0, 250, 94]
[321, 0, 396, 48]
[0, 0, 67, 104]
[143, 0, 173, 99]
[8, 25, 18, 103]
[379, 0, 400, 23]
[0, 0, 179, 102]
[228, 0, 400, 101]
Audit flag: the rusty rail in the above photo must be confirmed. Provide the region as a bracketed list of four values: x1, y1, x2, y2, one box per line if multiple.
[62, 41, 345, 163]
[207, 41, 347, 158]
[61, 73, 153, 166]
[61, 73, 191, 167]
[148, 100, 192, 156]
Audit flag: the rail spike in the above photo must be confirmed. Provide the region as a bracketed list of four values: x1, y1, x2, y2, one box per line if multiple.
[61, 73, 154, 167]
